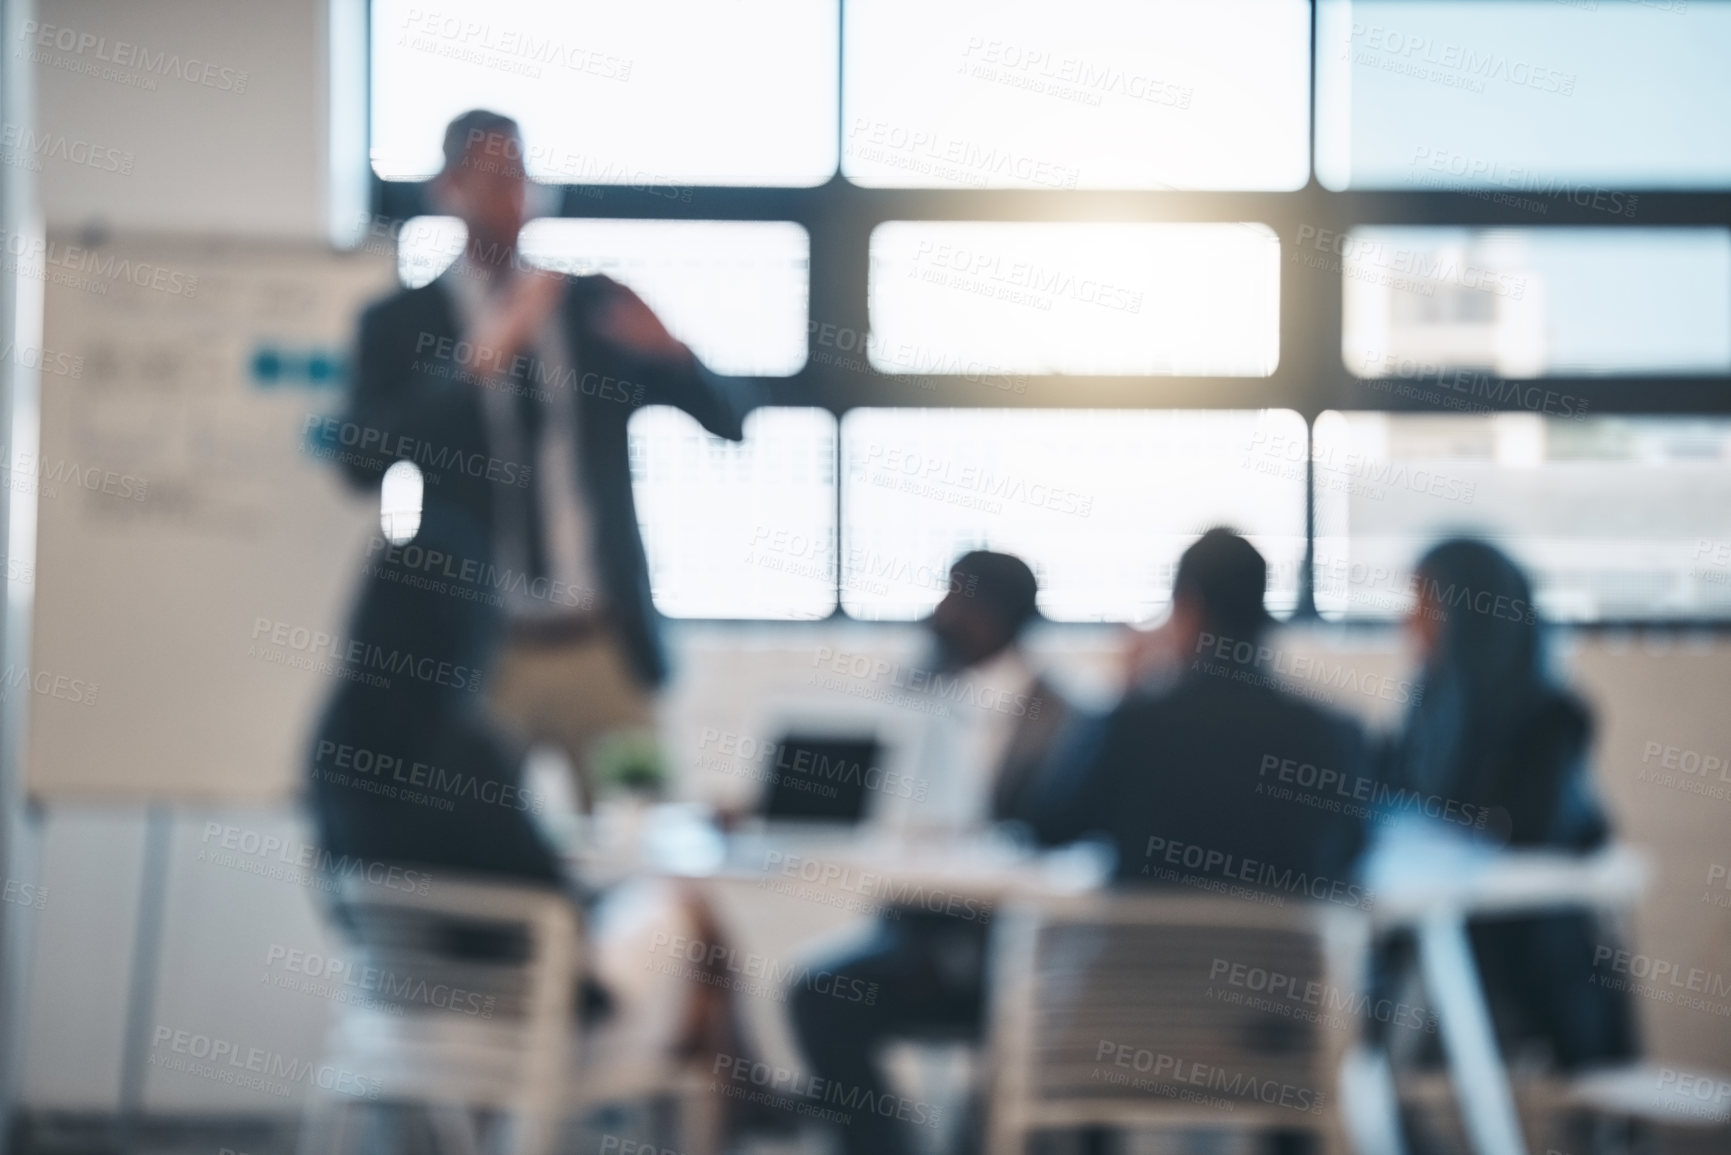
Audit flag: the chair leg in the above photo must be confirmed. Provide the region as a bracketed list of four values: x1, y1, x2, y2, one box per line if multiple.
[301, 1092, 400, 1155]
[1078, 1125, 1115, 1155]
[983, 1112, 1023, 1155]
[1558, 1110, 1647, 1155]
[673, 1076, 724, 1155]
[420, 1102, 483, 1155]
[1338, 1045, 1407, 1155]
[496, 1101, 559, 1155]
[295, 1092, 345, 1155]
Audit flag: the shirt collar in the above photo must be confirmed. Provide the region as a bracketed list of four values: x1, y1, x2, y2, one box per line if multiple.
[970, 644, 1035, 696]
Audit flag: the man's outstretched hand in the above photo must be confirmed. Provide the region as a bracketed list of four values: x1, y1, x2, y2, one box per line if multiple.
[594, 278, 694, 367]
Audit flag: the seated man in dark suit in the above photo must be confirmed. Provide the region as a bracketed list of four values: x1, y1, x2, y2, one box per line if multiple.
[790, 551, 1075, 1155]
[1026, 528, 1369, 1155]
[1029, 528, 1368, 894]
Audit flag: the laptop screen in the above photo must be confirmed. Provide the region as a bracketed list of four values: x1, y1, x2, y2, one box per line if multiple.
[759, 733, 883, 824]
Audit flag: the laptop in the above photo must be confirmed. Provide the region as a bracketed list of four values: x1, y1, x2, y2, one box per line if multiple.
[758, 732, 884, 825]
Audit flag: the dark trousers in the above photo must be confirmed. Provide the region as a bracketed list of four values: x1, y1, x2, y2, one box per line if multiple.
[793, 909, 1318, 1155]
[791, 909, 988, 1155]
[309, 683, 566, 886]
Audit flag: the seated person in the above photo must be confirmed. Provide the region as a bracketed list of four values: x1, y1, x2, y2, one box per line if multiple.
[1370, 539, 1637, 1078]
[790, 551, 1076, 1155]
[1029, 528, 1368, 893]
[1017, 528, 1371, 1155]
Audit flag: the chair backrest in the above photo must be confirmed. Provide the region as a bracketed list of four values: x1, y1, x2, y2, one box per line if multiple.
[987, 893, 1370, 1135]
[330, 871, 579, 1031]
[305, 873, 581, 1143]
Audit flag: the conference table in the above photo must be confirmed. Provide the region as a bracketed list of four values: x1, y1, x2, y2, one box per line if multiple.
[554, 807, 1115, 1115]
[1357, 821, 1652, 1155]
[559, 804, 1654, 1155]
[561, 805, 1115, 899]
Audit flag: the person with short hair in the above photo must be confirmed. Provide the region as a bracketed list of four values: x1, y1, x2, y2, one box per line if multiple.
[790, 550, 1077, 1155]
[310, 108, 755, 882]
[1022, 527, 1370, 1155]
[1030, 527, 1368, 898]
[306, 109, 759, 1084]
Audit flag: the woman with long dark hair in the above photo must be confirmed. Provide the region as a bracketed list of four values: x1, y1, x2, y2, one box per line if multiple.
[1378, 537, 1637, 1072]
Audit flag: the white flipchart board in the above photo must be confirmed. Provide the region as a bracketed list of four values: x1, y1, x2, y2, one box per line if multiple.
[26, 236, 396, 801]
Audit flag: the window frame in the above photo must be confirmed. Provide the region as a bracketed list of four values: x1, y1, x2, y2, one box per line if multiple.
[365, 0, 1731, 624]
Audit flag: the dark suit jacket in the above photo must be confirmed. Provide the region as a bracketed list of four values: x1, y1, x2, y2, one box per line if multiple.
[330, 272, 753, 689]
[1028, 661, 1369, 895]
[306, 272, 753, 884]
[1375, 692, 1637, 1069]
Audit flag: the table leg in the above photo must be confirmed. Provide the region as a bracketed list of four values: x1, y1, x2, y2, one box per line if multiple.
[1416, 911, 1528, 1155]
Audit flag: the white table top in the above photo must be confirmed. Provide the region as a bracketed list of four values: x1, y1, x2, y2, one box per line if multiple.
[560, 804, 1113, 901]
[1360, 816, 1648, 925]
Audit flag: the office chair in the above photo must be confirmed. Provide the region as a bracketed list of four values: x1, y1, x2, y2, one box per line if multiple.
[982, 892, 1371, 1155]
[296, 872, 716, 1155]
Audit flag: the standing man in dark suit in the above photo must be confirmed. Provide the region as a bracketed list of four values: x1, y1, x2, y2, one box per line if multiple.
[791, 551, 1076, 1155]
[308, 109, 754, 885]
[1030, 528, 1368, 894]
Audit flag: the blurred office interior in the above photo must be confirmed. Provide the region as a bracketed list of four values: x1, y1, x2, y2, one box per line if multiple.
[2, 2, 1731, 1154]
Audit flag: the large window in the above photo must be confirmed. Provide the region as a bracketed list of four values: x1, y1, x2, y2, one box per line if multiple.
[1341, 228, 1731, 379]
[844, 0, 1311, 190]
[841, 409, 1308, 621]
[520, 219, 811, 377]
[631, 407, 837, 620]
[1316, 0, 1731, 190]
[368, 0, 1731, 623]
[1314, 413, 1731, 621]
[371, 0, 839, 184]
[869, 223, 1281, 378]
[397, 216, 811, 377]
